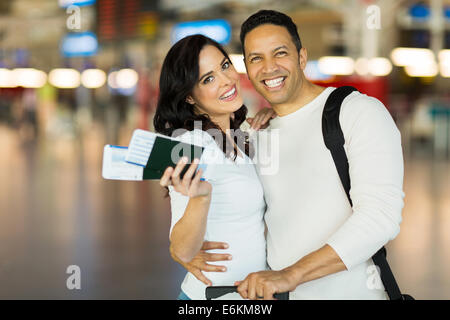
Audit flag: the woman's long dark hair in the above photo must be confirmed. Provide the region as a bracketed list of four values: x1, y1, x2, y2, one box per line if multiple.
[153, 34, 251, 160]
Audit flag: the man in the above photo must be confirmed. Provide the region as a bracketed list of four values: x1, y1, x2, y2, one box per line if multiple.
[173, 9, 404, 300]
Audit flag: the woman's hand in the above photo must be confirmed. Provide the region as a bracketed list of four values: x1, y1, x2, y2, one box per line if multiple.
[246, 108, 277, 131]
[160, 157, 211, 198]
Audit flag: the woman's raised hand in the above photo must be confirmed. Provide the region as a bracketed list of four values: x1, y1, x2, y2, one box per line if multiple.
[246, 107, 277, 131]
[160, 156, 212, 198]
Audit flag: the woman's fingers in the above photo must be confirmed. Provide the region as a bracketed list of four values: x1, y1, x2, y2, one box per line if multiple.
[182, 158, 199, 186]
[171, 156, 188, 187]
[159, 167, 173, 187]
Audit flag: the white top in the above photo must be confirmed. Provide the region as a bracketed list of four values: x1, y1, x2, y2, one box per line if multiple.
[168, 129, 267, 300]
[253, 87, 404, 299]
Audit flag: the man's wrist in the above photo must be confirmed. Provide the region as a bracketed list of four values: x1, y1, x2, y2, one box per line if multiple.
[283, 265, 304, 287]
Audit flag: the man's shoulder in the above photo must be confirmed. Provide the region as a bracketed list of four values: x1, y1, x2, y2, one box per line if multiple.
[339, 90, 390, 123]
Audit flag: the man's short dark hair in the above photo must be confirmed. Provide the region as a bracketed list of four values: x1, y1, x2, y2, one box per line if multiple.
[240, 10, 302, 55]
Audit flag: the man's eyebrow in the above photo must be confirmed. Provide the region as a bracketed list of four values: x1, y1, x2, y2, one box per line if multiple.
[199, 57, 228, 81]
[247, 45, 289, 58]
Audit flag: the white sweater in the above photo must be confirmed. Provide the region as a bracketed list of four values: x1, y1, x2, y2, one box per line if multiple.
[253, 87, 404, 299]
[169, 129, 267, 300]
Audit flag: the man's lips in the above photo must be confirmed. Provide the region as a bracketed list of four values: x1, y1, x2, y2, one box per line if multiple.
[261, 76, 286, 89]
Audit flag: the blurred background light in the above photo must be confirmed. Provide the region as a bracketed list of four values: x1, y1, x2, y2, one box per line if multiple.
[355, 58, 369, 76]
[171, 19, 232, 45]
[107, 71, 119, 89]
[304, 60, 333, 81]
[229, 54, 246, 74]
[405, 60, 438, 77]
[61, 32, 99, 58]
[318, 56, 354, 75]
[49, 68, 81, 88]
[390, 47, 435, 67]
[368, 57, 393, 77]
[116, 68, 139, 89]
[58, 0, 96, 8]
[0, 69, 16, 88]
[81, 68, 106, 88]
[409, 3, 430, 20]
[12, 68, 47, 88]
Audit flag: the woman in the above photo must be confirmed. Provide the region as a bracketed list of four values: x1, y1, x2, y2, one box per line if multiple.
[154, 35, 274, 300]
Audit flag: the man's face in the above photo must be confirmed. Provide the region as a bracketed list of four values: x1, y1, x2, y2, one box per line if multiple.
[243, 24, 306, 106]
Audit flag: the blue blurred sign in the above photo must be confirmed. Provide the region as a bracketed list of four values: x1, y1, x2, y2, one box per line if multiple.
[172, 19, 231, 45]
[409, 4, 430, 19]
[59, 0, 96, 7]
[61, 32, 98, 57]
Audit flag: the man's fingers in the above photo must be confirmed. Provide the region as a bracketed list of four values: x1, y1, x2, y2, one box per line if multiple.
[203, 252, 232, 262]
[201, 263, 227, 272]
[248, 274, 257, 300]
[201, 241, 229, 250]
[190, 269, 212, 286]
[261, 111, 273, 126]
[236, 279, 249, 300]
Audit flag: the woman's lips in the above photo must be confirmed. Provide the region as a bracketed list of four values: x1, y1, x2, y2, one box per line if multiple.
[219, 85, 237, 101]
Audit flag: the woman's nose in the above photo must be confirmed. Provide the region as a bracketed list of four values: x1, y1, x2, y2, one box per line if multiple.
[218, 71, 234, 86]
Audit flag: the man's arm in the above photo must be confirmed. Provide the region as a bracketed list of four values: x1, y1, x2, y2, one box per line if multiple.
[236, 244, 346, 300]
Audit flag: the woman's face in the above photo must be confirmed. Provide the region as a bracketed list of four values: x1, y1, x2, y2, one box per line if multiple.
[187, 45, 243, 119]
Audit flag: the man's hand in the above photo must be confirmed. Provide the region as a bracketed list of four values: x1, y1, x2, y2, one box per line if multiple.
[246, 108, 277, 131]
[171, 241, 231, 286]
[234, 269, 297, 300]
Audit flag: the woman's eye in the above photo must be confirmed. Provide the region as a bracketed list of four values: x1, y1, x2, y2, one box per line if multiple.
[203, 76, 214, 84]
[222, 61, 230, 70]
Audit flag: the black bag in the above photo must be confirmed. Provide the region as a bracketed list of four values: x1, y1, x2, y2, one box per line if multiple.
[322, 86, 414, 300]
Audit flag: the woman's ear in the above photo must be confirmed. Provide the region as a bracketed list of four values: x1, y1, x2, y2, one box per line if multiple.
[186, 95, 195, 105]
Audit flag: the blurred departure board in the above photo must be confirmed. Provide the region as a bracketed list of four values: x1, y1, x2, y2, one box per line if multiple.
[97, 0, 159, 40]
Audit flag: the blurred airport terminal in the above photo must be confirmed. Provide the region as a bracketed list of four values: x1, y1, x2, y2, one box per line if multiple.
[0, 0, 449, 299]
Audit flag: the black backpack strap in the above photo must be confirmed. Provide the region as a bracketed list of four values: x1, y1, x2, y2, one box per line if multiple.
[322, 86, 404, 300]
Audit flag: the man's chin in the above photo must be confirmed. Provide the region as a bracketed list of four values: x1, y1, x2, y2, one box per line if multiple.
[260, 93, 288, 106]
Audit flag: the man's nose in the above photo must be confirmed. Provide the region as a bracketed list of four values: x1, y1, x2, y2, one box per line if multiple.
[262, 58, 278, 74]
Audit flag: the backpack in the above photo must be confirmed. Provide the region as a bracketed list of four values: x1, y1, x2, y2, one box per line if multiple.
[322, 86, 414, 300]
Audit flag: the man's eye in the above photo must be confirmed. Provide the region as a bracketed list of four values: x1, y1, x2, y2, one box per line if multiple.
[250, 56, 261, 63]
[276, 51, 287, 57]
[203, 76, 214, 84]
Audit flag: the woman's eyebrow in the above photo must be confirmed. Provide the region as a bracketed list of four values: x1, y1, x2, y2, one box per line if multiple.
[199, 57, 228, 81]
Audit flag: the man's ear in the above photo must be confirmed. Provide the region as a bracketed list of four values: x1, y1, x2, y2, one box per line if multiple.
[186, 95, 195, 105]
[299, 47, 307, 70]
